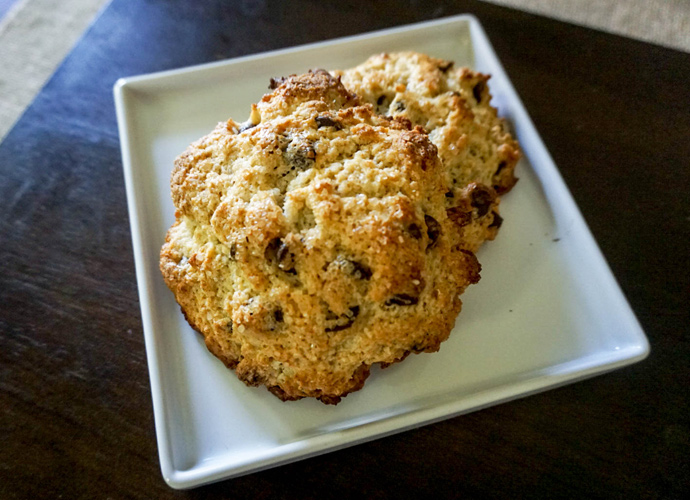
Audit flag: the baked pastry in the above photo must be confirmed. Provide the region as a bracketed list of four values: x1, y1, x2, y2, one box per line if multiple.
[160, 70, 481, 404]
[335, 52, 521, 251]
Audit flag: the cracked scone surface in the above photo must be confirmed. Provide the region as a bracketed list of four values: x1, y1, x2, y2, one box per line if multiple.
[335, 52, 521, 252]
[160, 71, 481, 404]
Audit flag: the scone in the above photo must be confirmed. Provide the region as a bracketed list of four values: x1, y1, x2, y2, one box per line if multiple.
[160, 70, 481, 404]
[335, 52, 521, 251]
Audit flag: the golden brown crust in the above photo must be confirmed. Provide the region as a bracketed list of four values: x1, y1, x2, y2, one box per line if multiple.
[334, 52, 521, 252]
[160, 70, 481, 404]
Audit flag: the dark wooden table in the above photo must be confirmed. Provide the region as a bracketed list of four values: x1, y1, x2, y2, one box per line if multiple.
[1, 0, 688, 498]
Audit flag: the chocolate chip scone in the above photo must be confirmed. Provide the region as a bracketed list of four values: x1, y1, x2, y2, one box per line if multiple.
[334, 52, 521, 252]
[160, 70, 481, 404]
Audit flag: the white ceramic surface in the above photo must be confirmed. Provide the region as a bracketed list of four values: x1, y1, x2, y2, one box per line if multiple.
[114, 15, 649, 489]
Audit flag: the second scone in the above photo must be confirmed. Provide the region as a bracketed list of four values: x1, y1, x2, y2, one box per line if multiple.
[335, 52, 521, 252]
[160, 70, 481, 404]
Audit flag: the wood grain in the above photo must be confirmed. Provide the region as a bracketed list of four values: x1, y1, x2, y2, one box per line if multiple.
[1, 0, 688, 498]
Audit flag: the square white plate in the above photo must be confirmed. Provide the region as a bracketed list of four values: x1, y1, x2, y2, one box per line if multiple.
[114, 15, 649, 489]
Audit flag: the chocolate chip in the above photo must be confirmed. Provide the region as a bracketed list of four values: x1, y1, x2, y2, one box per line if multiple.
[447, 206, 471, 227]
[424, 215, 441, 249]
[244, 371, 266, 385]
[495, 161, 507, 175]
[393, 100, 406, 112]
[438, 61, 454, 72]
[385, 294, 419, 306]
[494, 184, 510, 195]
[315, 115, 342, 129]
[284, 140, 316, 171]
[268, 76, 287, 89]
[489, 211, 503, 228]
[325, 306, 360, 332]
[471, 188, 493, 217]
[445, 191, 454, 198]
[265, 238, 296, 274]
[266, 307, 285, 332]
[408, 223, 422, 239]
[276, 244, 296, 273]
[472, 81, 486, 103]
[229, 244, 237, 260]
[349, 260, 372, 280]
[376, 94, 394, 114]
[239, 121, 257, 133]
